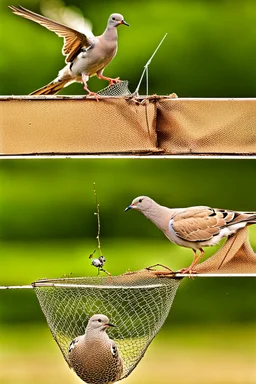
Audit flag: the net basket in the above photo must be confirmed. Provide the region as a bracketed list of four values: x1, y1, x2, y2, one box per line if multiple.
[33, 270, 181, 380]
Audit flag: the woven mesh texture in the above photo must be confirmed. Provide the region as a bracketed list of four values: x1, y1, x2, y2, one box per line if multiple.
[97, 81, 131, 96]
[157, 98, 256, 154]
[33, 270, 181, 380]
[195, 227, 256, 273]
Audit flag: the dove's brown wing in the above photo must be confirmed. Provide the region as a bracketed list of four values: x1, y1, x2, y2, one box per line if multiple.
[171, 207, 254, 243]
[9, 5, 93, 63]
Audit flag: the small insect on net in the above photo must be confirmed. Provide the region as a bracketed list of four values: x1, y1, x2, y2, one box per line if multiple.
[33, 269, 181, 380]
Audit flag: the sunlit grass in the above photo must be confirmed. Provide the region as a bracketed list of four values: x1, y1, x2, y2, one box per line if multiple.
[1, 323, 255, 384]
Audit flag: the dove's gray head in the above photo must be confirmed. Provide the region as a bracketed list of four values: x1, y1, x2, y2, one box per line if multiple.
[125, 196, 154, 213]
[87, 314, 115, 332]
[108, 13, 129, 28]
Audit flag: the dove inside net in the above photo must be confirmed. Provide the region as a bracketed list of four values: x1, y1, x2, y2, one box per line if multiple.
[33, 270, 181, 380]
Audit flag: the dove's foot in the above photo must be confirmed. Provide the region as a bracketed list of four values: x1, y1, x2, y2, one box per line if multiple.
[179, 267, 198, 278]
[108, 77, 121, 86]
[179, 248, 204, 277]
[86, 91, 100, 101]
[96, 72, 121, 86]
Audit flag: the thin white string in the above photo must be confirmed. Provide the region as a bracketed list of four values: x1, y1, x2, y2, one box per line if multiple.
[134, 33, 168, 96]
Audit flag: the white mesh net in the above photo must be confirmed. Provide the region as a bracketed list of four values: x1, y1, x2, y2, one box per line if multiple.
[97, 80, 131, 97]
[33, 270, 181, 381]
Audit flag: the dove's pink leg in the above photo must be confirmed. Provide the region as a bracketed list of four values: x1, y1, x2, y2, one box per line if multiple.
[96, 70, 121, 86]
[180, 248, 205, 275]
[82, 73, 99, 100]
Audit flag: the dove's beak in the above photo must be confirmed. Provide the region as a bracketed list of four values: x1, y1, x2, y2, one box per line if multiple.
[107, 323, 116, 327]
[124, 205, 132, 212]
[121, 19, 129, 26]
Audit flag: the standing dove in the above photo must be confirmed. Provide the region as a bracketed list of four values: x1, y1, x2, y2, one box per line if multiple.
[125, 196, 256, 273]
[9, 5, 129, 96]
[68, 314, 123, 384]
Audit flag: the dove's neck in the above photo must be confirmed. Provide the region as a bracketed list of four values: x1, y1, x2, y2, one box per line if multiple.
[85, 327, 110, 342]
[102, 26, 118, 41]
[141, 204, 174, 232]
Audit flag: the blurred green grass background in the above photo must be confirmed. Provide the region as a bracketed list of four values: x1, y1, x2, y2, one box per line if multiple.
[1, 0, 256, 96]
[0, 159, 255, 383]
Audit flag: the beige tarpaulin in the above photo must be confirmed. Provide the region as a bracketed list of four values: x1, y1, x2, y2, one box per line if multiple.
[157, 98, 256, 154]
[0, 96, 255, 155]
[0, 97, 157, 154]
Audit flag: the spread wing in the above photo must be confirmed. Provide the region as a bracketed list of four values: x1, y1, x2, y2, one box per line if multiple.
[171, 207, 247, 243]
[9, 5, 94, 63]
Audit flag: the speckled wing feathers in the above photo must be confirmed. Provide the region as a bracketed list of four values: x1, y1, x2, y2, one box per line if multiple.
[171, 208, 256, 243]
[110, 340, 119, 359]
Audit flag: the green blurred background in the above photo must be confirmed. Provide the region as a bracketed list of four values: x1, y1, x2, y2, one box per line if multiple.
[1, 0, 256, 96]
[0, 159, 256, 383]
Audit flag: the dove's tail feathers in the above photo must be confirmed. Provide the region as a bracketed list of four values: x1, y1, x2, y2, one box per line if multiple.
[248, 217, 256, 225]
[30, 79, 72, 95]
[237, 212, 256, 226]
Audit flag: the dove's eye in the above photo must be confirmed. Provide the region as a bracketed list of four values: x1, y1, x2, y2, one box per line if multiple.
[98, 319, 102, 323]
[112, 17, 116, 20]
[139, 199, 143, 203]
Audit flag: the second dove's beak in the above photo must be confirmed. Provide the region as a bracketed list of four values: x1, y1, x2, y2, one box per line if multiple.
[121, 19, 129, 26]
[124, 205, 132, 212]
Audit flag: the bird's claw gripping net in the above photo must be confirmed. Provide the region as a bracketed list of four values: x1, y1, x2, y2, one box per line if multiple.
[33, 269, 181, 380]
